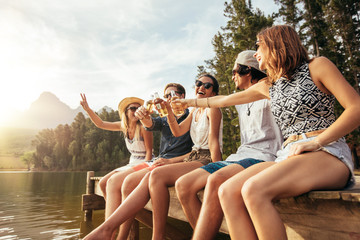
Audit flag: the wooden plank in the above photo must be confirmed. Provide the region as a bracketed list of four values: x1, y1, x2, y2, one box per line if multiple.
[275, 196, 360, 240]
[135, 208, 192, 240]
[82, 194, 106, 211]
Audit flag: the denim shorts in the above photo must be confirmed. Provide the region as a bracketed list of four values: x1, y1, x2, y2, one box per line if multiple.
[275, 135, 354, 187]
[200, 158, 264, 174]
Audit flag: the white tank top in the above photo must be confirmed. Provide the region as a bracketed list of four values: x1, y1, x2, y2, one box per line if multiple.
[190, 108, 223, 151]
[125, 136, 147, 164]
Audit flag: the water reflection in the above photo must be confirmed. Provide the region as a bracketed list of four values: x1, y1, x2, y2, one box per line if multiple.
[0, 171, 96, 240]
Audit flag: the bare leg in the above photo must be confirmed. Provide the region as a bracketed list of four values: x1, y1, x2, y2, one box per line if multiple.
[219, 162, 272, 240]
[149, 162, 203, 240]
[99, 170, 118, 199]
[192, 164, 244, 240]
[117, 169, 150, 240]
[82, 169, 151, 240]
[175, 168, 209, 228]
[241, 152, 349, 240]
[105, 168, 136, 219]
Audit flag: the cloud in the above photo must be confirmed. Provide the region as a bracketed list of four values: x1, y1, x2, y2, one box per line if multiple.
[0, 0, 228, 119]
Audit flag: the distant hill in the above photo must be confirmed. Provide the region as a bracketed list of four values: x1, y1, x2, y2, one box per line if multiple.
[3, 91, 113, 130]
[9, 92, 84, 129]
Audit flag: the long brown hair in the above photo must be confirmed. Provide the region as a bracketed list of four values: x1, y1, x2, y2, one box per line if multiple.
[119, 104, 142, 140]
[257, 25, 309, 83]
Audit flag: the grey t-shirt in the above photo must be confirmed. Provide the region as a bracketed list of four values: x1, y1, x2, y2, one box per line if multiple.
[225, 99, 283, 162]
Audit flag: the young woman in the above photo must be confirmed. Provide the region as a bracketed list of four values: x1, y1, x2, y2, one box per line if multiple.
[173, 25, 360, 240]
[82, 74, 222, 240]
[80, 94, 153, 220]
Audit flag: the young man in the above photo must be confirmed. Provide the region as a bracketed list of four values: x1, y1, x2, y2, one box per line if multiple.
[175, 50, 282, 239]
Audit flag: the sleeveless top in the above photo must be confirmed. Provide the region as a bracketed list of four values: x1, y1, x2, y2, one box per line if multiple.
[190, 108, 223, 151]
[225, 99, 283, 162]
[125, 136, 147, 164]
[269, 63, 336, 140]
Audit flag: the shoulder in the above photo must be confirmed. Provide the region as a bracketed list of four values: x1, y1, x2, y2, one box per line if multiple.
[207, 107, 222, 119]
[309, 56, 335, 73]
[309, 57, 339, 79]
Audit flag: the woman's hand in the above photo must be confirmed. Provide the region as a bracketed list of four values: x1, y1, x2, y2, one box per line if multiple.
[152, 158, 170, 167]
[171, 99, 188, 111]
[288, 139, 322, 157]
[135, 106, 150, 120]
[80, 93, 91, 112]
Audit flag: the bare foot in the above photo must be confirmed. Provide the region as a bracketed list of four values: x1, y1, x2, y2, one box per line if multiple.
[82, 224, 113, 240]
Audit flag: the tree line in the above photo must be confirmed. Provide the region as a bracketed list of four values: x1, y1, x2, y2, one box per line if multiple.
[23, 0, 360, 170]
[22, 110, 160, 171]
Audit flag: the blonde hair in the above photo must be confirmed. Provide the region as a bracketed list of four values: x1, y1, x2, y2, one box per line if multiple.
[257, 25, 309, 83]
[119, 105, 142, 140]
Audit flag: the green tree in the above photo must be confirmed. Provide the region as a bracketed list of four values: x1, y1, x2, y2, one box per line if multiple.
[21, 151, 35, 170]
[201, 0, 273, 158]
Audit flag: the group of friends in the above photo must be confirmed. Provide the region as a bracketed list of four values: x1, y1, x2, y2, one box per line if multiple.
[80, 25, 360, 240]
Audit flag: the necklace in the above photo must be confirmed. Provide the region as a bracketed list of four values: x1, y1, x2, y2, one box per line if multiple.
[247, 102, 254, 116]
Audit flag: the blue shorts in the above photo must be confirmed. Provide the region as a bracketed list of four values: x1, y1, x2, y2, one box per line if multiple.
[200, 158, 264, 174]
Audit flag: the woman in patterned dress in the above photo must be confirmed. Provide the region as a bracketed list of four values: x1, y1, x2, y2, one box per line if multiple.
[173, 25, 360, 240]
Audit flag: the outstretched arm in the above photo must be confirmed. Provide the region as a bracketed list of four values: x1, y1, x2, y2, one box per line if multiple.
[174, 81, 269, 109]
[80, 93, 121, 131]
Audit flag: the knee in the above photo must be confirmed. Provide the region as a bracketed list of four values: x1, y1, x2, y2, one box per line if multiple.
[175, 176, 192, 201]
[106, 175, 122, 193]
[241, 177, 265, 207]
[99, 177, 108, 194]
[218, 181, 239, 206]
[148, 168, 162, 187]
[207, 173, 227, 192]
[121, 176, 138, 197]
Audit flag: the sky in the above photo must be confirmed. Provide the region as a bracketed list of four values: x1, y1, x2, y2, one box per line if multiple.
[0, 0, 278, 126]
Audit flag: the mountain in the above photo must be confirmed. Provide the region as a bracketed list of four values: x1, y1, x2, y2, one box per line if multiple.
[9, 92, 85, 129]
[3, 92, 114, 130]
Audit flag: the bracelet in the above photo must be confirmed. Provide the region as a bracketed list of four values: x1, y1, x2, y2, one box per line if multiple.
[195, 98, 198, 107]
[313, 138, 324, 150]
[206, 98, 210, 108]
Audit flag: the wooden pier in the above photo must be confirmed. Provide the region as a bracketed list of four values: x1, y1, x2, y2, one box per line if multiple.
[82, 171, 360, 240]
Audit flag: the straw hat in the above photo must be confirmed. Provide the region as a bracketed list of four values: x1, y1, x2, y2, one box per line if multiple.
[118, 97, 144, 116]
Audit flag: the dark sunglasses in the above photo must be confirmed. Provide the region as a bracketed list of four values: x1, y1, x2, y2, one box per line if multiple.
[163, 91, 183, 99]
[255, 40, 260, 51]
[195, 80, 213, 89]
[127, 106, 139, 112]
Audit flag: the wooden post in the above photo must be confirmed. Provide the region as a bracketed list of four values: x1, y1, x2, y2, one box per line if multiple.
[127, 220, 139, 240]
[84, 171, 95, 221]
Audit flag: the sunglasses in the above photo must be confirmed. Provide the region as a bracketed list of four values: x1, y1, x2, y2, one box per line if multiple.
[255, 40, 260, 51]
[127, 106, 139, 112]
[163, 91, 183, 99]
[195, 80, 213, 89]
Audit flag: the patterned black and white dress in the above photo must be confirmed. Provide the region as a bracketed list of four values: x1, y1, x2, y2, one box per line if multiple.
[269, 62, 354, 186]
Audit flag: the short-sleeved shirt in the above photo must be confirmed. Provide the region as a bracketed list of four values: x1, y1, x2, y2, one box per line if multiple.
[145, 109, 193, 159]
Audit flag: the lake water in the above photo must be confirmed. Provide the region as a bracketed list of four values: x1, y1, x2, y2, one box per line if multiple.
[0, 171, 229, 240]
[0, 171, 106, 240]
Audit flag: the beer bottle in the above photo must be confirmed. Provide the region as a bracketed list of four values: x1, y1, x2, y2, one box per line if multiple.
[153, 92, 168, 117]
[170, 90, 184, 117]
